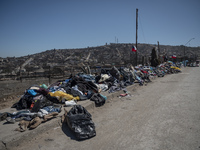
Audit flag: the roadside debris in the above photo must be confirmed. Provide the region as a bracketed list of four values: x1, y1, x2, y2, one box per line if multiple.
[0, 62, 182, 139]
[65, 105, 96, 140]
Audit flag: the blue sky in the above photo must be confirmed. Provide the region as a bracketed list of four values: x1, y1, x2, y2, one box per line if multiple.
[0, 0, 199, 58]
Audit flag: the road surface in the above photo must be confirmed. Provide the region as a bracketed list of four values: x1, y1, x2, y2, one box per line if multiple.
[15, 67, 200, 150]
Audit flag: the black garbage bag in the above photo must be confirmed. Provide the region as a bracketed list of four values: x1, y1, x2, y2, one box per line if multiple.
[90, 93, 106, 107]
[12, 94, 33, 110]
[66, 105, 96, 140]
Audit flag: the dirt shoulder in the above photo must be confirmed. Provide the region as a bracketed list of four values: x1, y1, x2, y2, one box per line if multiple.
[0, 94, 21, 110]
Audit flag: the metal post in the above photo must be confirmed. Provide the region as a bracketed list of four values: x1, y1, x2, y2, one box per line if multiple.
[183, 38, 195, 67]
[184, 46, 186, 67]
[135, 8, 138, 66]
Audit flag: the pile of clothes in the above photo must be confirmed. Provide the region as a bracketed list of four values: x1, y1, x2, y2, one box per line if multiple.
[0, 63, 181, 139]
[135, 61, 182, 79]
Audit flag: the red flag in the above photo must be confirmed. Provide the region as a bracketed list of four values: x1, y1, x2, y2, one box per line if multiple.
[132, 46, 137, 52]
[172, 55, 176, 59]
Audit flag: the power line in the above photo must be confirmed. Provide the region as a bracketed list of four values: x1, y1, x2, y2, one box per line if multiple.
[139, 14, 147, 43]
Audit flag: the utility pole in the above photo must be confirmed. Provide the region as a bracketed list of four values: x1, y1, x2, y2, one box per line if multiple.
[135, 8, 138, 66]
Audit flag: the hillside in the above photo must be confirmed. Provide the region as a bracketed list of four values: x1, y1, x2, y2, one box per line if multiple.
[0, 43, 199, 77]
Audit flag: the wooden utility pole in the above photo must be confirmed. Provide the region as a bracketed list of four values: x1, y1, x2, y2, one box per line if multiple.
[136, 8, 138, 66]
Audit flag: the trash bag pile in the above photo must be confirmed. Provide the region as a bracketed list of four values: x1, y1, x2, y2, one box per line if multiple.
[0, 62, 181, 139]
[65, 105, 96, 140]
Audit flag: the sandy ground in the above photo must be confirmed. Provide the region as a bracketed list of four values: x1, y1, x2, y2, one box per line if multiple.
[0, 95, 20, 110]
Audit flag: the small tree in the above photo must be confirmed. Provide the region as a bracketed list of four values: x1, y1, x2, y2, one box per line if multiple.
[151, 47, 159, 67]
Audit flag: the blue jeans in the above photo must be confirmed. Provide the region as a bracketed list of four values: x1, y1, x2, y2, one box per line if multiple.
[42, 106, 61, 113]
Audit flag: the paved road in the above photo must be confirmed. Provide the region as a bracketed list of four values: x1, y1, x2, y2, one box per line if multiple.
[15, 67, 200, 150]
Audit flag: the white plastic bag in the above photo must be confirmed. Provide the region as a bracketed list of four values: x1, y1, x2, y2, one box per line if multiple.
[65, 100, 77, 107]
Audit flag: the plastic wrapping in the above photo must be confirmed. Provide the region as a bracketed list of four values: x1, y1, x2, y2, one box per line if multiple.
[66, 105, 96, 140]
